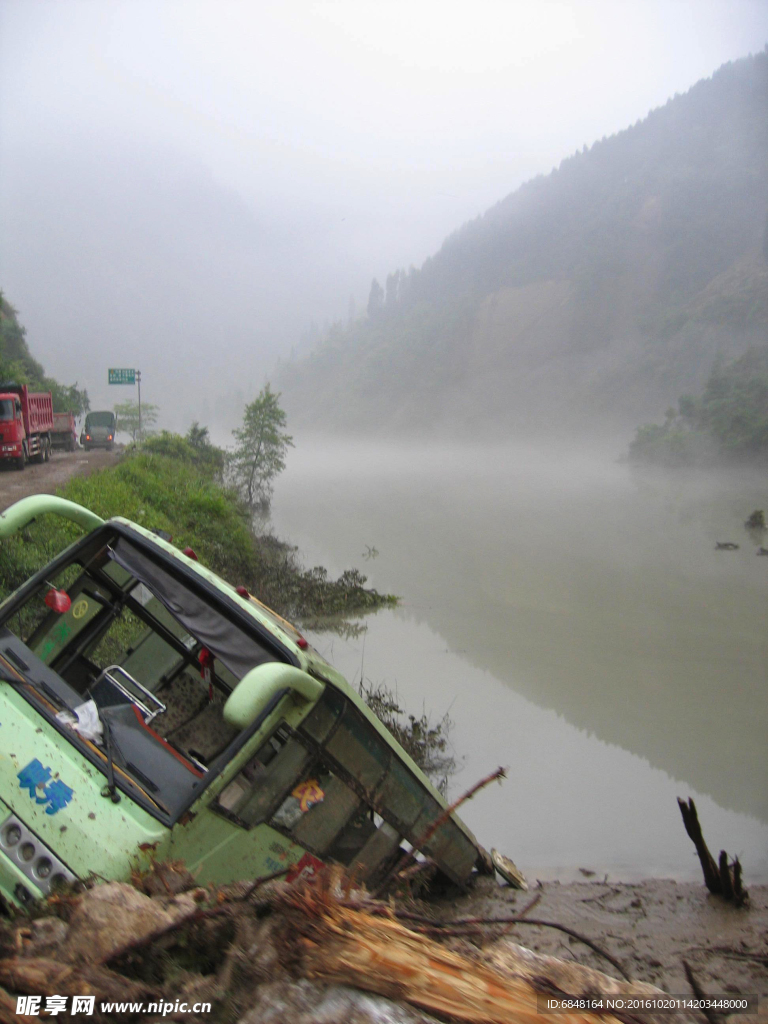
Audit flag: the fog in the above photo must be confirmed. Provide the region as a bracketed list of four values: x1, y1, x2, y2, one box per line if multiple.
[1, 0, 766, 433]
[271, 436, 768, 879]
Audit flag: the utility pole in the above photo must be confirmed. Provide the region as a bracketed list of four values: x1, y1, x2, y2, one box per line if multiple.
[137, 369, 142, 447]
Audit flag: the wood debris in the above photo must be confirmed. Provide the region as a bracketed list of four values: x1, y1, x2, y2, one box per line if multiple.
[276, 869, 630, 1024]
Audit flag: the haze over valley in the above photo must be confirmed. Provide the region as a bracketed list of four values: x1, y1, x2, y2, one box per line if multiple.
[278, 51, 768, 440]
[1, 1, 767, 444]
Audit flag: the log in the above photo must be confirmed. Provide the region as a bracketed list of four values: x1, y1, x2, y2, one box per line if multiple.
[718, 850, 735, 902]
[677, 797, 748, 904]
[677, 798, 719, 893]
[277, 875, 627, 1024]
[0, 984, 44, 1024]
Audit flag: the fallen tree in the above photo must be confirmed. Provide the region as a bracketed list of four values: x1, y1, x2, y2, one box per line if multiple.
[0, 865, 692, 1024]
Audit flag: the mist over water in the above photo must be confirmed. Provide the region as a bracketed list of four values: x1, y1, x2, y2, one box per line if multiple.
[271, 436, 768, 881]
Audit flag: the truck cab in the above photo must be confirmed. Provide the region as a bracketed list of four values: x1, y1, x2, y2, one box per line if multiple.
[0, 395, 27, 469]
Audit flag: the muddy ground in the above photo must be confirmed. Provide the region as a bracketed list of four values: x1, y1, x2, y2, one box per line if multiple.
[440, 874, 767, 1007]
[2, 872, 764, 1024]
[0, 447, 120, 506]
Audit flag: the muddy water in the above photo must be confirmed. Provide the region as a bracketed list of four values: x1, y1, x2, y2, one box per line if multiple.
[270, 438, 768, 882]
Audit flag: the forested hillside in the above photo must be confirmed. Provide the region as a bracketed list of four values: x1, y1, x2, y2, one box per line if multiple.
[0, 293, 88, 413]
[277, 50, 768, 439]
[629, 343, 768, 465]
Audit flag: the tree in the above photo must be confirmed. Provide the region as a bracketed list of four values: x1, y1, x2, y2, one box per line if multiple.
[186, 421, 211, 449]
[367, 278, 384, 319]
[230, 384, 293, 511]
[49, 380, 89, 416]
[385, 270, 401, 312]
[184, 421, 225, 477]
[114, 401, 159, 443]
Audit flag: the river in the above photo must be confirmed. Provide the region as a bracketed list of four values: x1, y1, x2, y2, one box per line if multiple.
[270, 437, 768, 882]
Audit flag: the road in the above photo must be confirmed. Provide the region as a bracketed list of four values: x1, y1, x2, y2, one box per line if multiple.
[0, 447, 121, 511]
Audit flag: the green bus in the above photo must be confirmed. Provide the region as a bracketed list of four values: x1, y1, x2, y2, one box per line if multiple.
[0, 496, 489, 910]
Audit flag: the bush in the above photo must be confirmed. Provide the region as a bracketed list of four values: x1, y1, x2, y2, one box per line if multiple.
[359, 681, 458, 794]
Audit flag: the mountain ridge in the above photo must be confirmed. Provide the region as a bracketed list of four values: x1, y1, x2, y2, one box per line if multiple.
[277, 49, 768, 440]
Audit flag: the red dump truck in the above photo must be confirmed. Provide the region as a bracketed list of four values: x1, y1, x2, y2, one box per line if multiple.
[51, 411, 78, 452]
[0, 383, 53, 470]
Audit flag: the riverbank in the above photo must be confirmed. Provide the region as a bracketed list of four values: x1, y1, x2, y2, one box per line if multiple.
[1, 872, 763, 1023]
[444, 875, 767, 1005]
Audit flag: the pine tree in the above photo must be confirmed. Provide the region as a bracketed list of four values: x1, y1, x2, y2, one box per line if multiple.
[367, 278, 384, 319]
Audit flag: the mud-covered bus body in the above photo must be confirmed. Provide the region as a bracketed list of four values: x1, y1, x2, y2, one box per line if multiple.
[0, 497, 486, 910]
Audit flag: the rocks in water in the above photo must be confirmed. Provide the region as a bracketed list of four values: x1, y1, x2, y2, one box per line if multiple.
[744, 510, 765, 531]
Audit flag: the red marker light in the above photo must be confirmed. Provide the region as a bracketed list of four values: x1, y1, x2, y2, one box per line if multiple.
[183, 547, 198, 561]
[297, 637, 309, 650]
[236, 585, 249, 598]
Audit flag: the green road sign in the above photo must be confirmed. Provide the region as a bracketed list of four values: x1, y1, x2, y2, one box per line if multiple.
[108, 368, 136, 385]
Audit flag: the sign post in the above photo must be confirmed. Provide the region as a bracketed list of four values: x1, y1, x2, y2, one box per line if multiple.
[108, 368, 142, 445]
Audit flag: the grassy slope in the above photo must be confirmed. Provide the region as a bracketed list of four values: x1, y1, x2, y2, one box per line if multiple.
[0, 445, 395, 622]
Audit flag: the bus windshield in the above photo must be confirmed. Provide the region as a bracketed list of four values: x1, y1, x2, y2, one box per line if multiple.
[85, 411, 115, 428]
[0, 527, 286, 822]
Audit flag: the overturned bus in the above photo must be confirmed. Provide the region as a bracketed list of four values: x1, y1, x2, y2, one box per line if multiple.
[0, 496, 489, 910]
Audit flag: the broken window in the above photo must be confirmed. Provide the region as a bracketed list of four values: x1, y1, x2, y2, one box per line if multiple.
[0, 527, 291, 822]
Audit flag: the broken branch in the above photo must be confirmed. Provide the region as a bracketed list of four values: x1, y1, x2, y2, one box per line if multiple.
[677, 798, 748, 905]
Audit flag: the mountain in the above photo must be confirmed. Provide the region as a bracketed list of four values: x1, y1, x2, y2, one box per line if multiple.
[0, 138, 364, 435]
[277, 50, 768, 440]
[0, 294, 88, 413]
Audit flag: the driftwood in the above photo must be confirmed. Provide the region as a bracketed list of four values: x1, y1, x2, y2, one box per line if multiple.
[677, 798, 748, 904]
[0, 866, 727, 1024]
[482, 941, 691, 1024]
[385, 909, 629, 980]
[275, 869, 636, 1024]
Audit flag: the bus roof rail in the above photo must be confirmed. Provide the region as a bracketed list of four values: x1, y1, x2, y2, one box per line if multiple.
[0, 495, 104, 539]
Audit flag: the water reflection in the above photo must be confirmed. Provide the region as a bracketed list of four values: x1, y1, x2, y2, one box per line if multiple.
[271, 438, 768, 879]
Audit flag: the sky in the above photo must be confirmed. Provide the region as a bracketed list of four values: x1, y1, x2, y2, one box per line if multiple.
[1, 0, 767, 432]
